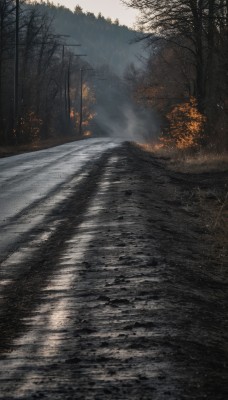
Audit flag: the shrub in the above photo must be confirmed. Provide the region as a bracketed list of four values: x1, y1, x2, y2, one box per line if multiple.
[161, 97, 206, 150]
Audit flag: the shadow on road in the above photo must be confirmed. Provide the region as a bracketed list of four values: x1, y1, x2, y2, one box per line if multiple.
[0, 143, 227, 400]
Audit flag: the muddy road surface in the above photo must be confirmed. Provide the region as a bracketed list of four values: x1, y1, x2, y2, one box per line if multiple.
[0, 140, 227, 399]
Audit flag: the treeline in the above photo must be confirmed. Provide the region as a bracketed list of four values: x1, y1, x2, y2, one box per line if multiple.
[0, 1, 101, 145]
[125, 0, 228, 151]
[36, 1, 142, 76]
[71, 4, 121, 26]
[0, 1, 143, 146]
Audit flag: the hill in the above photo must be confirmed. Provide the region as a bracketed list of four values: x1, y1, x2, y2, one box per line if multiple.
[30, 2, 144, 76]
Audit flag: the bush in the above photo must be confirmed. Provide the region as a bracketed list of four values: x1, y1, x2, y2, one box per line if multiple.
[161, 97, 206, 150]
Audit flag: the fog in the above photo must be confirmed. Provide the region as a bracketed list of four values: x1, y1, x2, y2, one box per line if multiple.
[92, 70, 159, 143]
[95, 103, 158, 143]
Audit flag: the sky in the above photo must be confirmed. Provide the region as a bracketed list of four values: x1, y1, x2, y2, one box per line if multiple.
[50, 0, 139, 28]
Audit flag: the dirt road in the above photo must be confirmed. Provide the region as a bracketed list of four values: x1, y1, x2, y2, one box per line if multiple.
[0, 142, 227, 399]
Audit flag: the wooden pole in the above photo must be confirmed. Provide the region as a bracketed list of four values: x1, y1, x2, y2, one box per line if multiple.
[14, 0, 19, 140]
[79, 68, 83, 136]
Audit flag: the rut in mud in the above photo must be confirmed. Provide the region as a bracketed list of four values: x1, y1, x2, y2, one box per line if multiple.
[0, 142, 227, 400]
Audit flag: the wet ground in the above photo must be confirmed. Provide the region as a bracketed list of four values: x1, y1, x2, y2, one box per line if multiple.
[0, 141, 227, 399]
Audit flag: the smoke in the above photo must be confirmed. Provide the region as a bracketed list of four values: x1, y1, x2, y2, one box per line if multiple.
[95, 103, 159, 143]
[93, 70, 159, 143]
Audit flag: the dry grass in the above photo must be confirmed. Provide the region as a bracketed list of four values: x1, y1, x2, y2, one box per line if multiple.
[0, 136, 85, 158]
[169, 152, 228, 173]
[139, 142, 228, 261]
[199, 188, 228, 271]
[139, 143, 228, 173]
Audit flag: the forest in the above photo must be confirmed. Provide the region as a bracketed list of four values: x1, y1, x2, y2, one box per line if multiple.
[0, 0, 227, 152]
[0, 0, 142, 146]
[124, 0, 228, 151]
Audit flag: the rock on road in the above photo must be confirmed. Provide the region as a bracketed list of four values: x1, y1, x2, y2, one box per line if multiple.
[0, 139, 227, 400]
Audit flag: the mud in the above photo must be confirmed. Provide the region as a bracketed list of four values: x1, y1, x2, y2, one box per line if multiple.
[0, 142, 227, 399]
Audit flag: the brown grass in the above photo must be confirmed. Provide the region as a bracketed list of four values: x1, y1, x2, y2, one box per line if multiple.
[139, 143, 228, 173]
[139, 142, 228, 262]
[0, 135, 85, 158]
[169, 152, 228, 173]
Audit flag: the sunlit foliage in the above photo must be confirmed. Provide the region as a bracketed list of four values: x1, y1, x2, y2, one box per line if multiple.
[75, 83, 96, 135]
[124, 0, 228, 151]
[162, 97, 206, 150]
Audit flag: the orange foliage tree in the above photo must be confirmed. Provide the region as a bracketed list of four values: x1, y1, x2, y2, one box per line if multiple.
[75, 83, 96, 136]
[162, 97, 206, 150]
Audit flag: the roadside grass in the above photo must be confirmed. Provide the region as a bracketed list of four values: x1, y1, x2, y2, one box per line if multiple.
[169, 152, 228, 174]
[139, 143, 228, 173]
[139, 142, 228, 268]
[0, 136, 85, 158]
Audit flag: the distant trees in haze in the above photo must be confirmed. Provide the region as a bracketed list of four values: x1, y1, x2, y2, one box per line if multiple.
[124, 0, 228, 150]
[0, 1, 141, 146]
[0, 0, 83, 144]
[47, 2, 142, 76]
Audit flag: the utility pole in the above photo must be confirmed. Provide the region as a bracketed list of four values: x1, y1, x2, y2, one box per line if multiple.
[79, 68, 93, 136]
[13, 28, 69, 140]
[67, 59, 71, 125]
[62, 44, 81, 64]
[64, 54, 86, 135]
[79, 68, 83, 136]
[61, 45, 82, 125]
[65, 55, 87, 133]
[14, 0, 19, 140]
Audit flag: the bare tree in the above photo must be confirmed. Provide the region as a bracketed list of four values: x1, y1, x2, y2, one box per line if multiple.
[123, 0, 228, 148]
[0, 0, 15, 141]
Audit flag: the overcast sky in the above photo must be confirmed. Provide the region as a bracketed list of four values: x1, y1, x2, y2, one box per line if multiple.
[49, 0, 139, 28]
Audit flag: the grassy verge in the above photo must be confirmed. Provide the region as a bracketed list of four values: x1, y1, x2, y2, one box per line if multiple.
[139, 142, 228, 269]
[168, 152, 228, 173]
[140, 143, 228, 173]
[0, 136, 85, 158]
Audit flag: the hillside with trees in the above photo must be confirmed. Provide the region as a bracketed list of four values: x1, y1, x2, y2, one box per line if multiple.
[40, 2, 143, 76]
